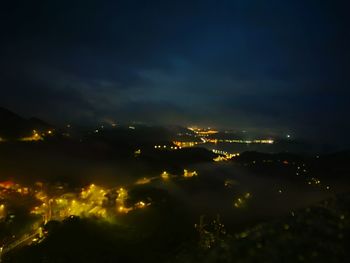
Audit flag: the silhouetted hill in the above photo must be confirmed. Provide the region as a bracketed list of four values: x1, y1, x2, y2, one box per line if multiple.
[28, 117, 52, 131]
[0, 107, 52, 139]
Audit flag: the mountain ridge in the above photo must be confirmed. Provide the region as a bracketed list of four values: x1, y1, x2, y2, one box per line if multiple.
[0, 107, 52, 139]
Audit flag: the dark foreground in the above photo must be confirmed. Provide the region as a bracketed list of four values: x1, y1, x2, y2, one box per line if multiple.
[3, 193, 349, 263]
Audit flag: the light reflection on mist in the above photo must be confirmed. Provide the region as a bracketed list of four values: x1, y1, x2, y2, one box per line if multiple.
[1, 142, 349, 233]
[142, 161, 346, 231]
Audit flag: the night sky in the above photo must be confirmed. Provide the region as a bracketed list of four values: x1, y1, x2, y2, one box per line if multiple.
[1, 0, 349, 142]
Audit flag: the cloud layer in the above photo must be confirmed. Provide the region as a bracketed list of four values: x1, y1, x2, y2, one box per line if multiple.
[0, 0, 349, 142]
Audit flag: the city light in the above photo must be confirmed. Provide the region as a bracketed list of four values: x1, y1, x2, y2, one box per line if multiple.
[20, 130, 43, 141]
[161, 171, 169, 180]
[183, 169, 198, 178]
[233, 192, 252, 208]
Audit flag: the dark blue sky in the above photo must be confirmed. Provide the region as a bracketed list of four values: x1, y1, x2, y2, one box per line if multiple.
[0, 0, 349, 141]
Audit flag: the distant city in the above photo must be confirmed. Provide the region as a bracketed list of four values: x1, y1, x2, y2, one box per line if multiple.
[1, 107, 349, 262]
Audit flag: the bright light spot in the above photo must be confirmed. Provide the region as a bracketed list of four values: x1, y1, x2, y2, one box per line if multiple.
[183, 169, 198, 178]
[134, 149, 141, 156]
[161, 171, 169, 180]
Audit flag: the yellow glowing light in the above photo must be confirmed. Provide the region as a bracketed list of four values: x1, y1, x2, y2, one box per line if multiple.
[233, 192, 252, 209]
[134, 149, 141, 156]
[118, 206, 132, 213]
[135, 201, 146, 209]
[20, 131, 44, 141]
[183, 169, 198, 178]
[135, 177, 151, 185]
[213, 156, 227, 162]
[161, 171, 169, 180]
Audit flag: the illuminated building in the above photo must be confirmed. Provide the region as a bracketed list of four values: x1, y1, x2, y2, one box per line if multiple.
[187, 127, 219, 137]
[212, 150, 240, 161]
[20, 130, 43, 141]
[173, 141, 200, 148]
[0, 204, 6, 220]
[183, 169, 198, 178]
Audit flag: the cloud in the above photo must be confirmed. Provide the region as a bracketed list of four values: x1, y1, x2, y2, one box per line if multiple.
[0, 0, 349, 142]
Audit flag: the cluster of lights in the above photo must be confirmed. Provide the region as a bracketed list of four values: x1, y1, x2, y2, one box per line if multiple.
[209, 139, 274, 144]
[172, 141, 198, 148]
[187, 127, 219, 137]
[19, 129, 54, 142]
[116, 187, 131, 213]
[307, 177, 321, 186]
[2, 164, 210, 253]
[212, 149, 240, 162]
[183, 169, 198, 178]
[20, 130, 44, 142]
[3, 167, 201, 225]
[295, 165, 330, 190]
[118, 201, 150, 214]
[213, 156, 228, 162]
[116, 187, 150, 214]
[32, 184, 108, 221]
[30, 184, 152, 221]
[176, 127, 274, 148]
[154, 145, 182, 150]
[0, 169, 205, 254]
[233, 192, 252, 208]
[0, 180, 31, 195]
